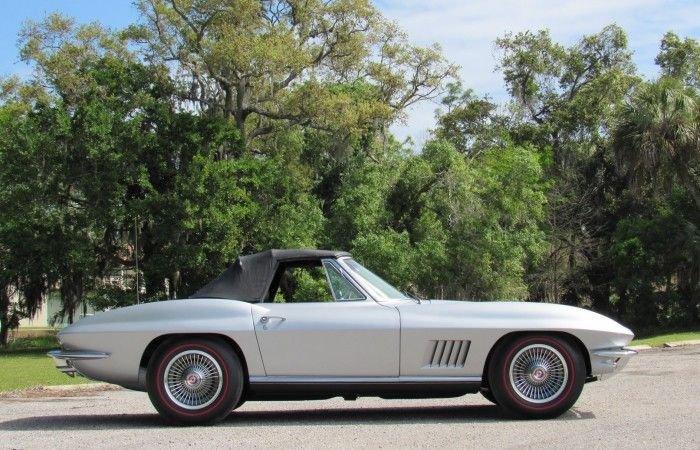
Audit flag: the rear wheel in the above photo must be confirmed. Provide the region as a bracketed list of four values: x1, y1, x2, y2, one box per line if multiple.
[488, 334, 585, 419]
[147, 338, 244, 424]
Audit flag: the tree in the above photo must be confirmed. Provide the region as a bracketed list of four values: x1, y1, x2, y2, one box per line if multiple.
[496, 24, 637, 168]
[131, 0, 457, 148]
[495, 25, 639, 310]
[18, 14, 133, 102]
[656, 32, 700, 89]
[0, 101, 67, 341]
[5, 10, 697, 337]
[609, 191, 699, 328]
[614, 77, 699, 208]
[14, 14, 334, 306]
[433, 82, 506, 157]
[352, 139, 547, 300]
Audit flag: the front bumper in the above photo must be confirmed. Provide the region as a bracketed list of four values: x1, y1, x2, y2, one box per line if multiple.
[47, 349, 110, 377]
[590, 347, 637, 380]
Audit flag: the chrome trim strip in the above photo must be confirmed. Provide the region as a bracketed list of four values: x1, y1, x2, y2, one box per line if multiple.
[249, 376, 482, 384]
[48, 349, 110, 378]
[593, 348, 637, 358]
[591, 347, 636, 380]
[47, 350, 110, 360]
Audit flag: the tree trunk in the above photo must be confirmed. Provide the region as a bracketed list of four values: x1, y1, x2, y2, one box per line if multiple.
[171, 269, 181, 300]
[0, 283, 10, 347]
[220, 81, 250, 153]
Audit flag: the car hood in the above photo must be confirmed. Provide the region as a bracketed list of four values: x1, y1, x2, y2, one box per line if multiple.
[399, 299, 634, 339]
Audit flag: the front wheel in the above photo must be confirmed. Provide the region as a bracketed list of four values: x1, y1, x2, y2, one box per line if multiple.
[147, 337, 244, 424]
[488, 334, 585, 419]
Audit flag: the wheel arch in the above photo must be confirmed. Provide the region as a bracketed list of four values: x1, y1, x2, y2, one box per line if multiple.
[481, 331, 591, 387]
[140, 333, 250, 385]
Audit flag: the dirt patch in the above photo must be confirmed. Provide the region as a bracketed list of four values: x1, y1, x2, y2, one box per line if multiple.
[0, 383, 122, 399]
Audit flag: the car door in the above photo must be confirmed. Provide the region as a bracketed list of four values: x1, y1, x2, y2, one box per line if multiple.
[251, 259, 400, 377]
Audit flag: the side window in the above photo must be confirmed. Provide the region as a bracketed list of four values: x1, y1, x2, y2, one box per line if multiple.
[322, 260, 365, 301]
[273, 265, 334, 303]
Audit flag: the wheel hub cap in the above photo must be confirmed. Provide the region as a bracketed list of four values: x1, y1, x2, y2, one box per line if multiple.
[163, 350, 223, 410]
[509, 344, 568, 404]
[528, 365, 549, 384]
[184, 370, 204, 388]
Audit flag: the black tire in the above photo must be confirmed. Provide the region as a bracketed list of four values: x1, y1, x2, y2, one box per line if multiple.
[480, 388, 499, 405]
[147, 337, 244, 424]
[488, 334, 585, 419]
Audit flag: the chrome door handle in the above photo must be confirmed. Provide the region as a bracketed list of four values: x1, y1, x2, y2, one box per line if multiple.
[259, 316, 285, 324]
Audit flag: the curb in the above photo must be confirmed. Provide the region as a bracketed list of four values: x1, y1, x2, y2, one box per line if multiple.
[663, 339, 700, 348]
[627, 340, 700, 351]
[627, 345, 652, 351]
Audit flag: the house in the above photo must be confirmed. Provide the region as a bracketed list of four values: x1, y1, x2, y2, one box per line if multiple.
[10, 289, 95, 331]
[6, 267, 138, 334]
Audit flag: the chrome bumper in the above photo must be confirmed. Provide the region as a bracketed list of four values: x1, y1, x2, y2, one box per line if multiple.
[47, 349, 110, 377]
[591, 347, 637, 380]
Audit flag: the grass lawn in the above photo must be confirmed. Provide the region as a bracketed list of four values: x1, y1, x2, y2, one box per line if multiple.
[0, 350, 92, 392]
[631, 330, 700, 347]
[4, 335, 59, 351]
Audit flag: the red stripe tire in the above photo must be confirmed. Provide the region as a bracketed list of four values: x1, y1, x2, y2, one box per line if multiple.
[146, 338, 244, 424]
[487, 334, 586, 419]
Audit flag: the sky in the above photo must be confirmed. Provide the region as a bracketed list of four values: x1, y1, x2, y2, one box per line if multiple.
[2, 1, 698, 145]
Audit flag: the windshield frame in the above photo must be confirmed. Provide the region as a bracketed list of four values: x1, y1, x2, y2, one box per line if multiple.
[337, 257, 411, 302]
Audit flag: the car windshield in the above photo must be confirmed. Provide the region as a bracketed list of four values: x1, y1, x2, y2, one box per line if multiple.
[343, 258, 409, 300]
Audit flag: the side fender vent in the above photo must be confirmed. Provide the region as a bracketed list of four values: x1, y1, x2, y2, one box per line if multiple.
[428, 340, 470, 368]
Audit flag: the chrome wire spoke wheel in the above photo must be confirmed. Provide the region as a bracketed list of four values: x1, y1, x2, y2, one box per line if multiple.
[163, 350, 223, 410]
[508, 344, 568, 404]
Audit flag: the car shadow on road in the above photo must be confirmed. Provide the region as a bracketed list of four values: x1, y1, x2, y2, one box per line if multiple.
[0, 404, 595, 430]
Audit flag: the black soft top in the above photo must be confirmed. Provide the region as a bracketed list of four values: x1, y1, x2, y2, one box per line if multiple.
[189, 249, 351, 302]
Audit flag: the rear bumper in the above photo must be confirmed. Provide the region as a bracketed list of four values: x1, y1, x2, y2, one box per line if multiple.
[590, 347, 637, 380]
[47, 349, 110, 377]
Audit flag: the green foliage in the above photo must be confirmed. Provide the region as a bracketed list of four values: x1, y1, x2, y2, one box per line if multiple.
[488, 25, 699, 326]
[2, 335, 59, 353]
[132, 0, 457, 148]
[352, 229, 415, 290]
[656, 32, 700, 89]
[85, 285, 142, 311]
[350, 140, 548, 300]
[609, 191, 699, 327]
[434, 82, 505, 156]
[614, 77, 699, 207]
[0, 7, 698, 341]
[272, 267, 333, 303]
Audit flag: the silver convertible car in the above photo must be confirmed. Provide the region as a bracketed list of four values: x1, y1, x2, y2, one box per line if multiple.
[49, 249, 636, 423]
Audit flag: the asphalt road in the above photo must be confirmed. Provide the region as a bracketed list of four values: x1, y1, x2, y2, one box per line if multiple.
[1, 346, 698, 449]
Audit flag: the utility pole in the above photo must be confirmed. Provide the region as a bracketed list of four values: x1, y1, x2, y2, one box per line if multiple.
[135, 217, 140, 304]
